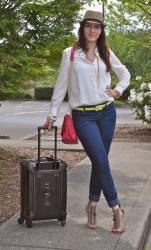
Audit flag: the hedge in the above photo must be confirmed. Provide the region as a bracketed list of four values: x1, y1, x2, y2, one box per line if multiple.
[34, 87, 54, 100]
[34, 87, 68, 101]
[0, 90, 33, 100]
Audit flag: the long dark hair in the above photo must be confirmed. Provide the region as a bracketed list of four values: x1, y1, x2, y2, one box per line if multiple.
[75, 22, 111, 72]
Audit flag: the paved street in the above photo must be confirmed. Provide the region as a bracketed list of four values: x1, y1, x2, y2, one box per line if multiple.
[0, 101, 68, 139]
[0, 101, 142, 139]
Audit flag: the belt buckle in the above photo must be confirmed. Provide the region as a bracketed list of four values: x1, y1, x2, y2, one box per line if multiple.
[95, 104, 102, 111]
[96, 103, 108, 111]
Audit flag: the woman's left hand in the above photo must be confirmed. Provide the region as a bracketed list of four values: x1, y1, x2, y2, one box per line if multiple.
[105, 86, 121, 98]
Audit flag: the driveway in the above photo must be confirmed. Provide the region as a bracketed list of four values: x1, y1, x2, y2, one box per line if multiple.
[0, 101, 142, 139]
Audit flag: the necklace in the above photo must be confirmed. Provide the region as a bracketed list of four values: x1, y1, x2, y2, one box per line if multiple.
[86, 53, 96, 63]
[86, 52, 100, 86]
[96, 56, 100, 87]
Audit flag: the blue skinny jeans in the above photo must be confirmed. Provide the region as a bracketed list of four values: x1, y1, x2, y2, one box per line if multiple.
[72, 103, 120, 208]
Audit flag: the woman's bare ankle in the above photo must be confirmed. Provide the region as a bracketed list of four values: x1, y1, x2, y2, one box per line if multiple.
[89, 201, 97, 207]
[112, 205, 120, 212]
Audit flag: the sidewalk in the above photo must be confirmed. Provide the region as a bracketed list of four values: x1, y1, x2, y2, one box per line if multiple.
[0, 140, 151, 249]
[0, 104, 151, 250]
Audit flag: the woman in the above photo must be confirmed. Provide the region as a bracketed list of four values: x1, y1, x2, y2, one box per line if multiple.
[44, 10, 130, 233]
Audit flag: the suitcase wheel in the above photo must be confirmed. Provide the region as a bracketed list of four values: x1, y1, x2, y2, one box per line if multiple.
[25, 218, 32, 228]
[18, 218, 24, 224]
[61, 220, 66, 227]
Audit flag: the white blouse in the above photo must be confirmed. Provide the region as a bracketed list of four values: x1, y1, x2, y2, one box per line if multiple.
[48, 47, 130, 118]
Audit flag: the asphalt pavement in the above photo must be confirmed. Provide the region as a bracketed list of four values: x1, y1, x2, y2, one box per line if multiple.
[0, 101, 142, 139]
[0, 101, 151, 250]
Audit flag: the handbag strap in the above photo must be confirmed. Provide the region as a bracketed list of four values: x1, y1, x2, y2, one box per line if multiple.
[68, 47, 76, 111]
[70, 47, 76, 62]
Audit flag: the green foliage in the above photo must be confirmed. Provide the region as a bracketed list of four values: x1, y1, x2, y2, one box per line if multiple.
[128, 82, 151, 123]
[99, 0, 151, 48]
[96, 0, 151, 96]
[1, 0, 150, 102]
[108, 30, 151, 84]
[47, 35, 76, 68]
[0, 88, 33, 100]
[114, 99, 128, 107]
[34, 87, 54, 100]
[0, 0, 88, 91]
[103, 0, 151, 31]
[34, 86, 68, 101]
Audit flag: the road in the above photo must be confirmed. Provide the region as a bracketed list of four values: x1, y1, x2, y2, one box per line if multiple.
[0, 100, 142, 139]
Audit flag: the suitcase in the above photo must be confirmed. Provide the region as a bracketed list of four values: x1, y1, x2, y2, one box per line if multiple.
[18, 126, 67, 228]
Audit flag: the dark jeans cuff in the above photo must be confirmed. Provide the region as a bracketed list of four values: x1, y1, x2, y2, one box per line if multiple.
[89, 193, 100, 202]
[108, 198, 121, 208]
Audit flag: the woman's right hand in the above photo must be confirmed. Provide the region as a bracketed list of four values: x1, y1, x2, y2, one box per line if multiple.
[43, 117, 55, 131]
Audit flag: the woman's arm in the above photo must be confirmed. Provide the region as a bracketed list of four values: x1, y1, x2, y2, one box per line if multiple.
[48, 48, 70, 119]
[109, 49, 130, 96]
[44, 48, 70, 130]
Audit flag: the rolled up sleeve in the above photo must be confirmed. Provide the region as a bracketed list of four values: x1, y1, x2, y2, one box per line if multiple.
[109, 49, 130, 94]
[48, 49, 70, 117]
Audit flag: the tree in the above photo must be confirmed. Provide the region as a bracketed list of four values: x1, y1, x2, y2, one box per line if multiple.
[0, 0, 92, 90]
[94, 0, 151, 86]
[108, 30, 151, 82]
[98, 0, 151, 48]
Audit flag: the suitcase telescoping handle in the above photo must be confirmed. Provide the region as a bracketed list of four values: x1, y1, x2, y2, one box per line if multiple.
[37, 126, 58, 170]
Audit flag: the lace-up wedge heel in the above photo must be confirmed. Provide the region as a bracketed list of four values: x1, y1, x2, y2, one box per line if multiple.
[85, 203, 97, 229]
[112, 207, 125, 234]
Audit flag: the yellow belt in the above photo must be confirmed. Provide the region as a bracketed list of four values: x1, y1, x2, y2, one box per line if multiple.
[74, 101, 112, 112]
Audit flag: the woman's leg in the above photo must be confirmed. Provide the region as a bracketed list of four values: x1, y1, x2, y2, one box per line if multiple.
[72, 105, 124, 232]
[95, 103, 120, 206]
[72, 109, 120, 208]
[88, 102, 116, 203]
[97, 103, 116, 155]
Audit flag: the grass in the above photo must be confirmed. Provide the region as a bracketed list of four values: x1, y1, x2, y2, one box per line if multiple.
[0, 155, 7, 160]
[0, 167, 7, 181]
[0, 149, 10, 160]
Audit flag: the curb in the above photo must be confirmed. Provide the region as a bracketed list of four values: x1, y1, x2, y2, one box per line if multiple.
[0, 138, 84, 151]
[18, 132, 38, 140]
[115, 172, 151, 250]
[0, 135, 10, 139]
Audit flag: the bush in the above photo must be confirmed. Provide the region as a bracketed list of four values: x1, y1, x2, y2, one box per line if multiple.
[34, 87, 54, 100]
[128, 82, 151, 124]
[115, 79, 141, 101]
[0, 89, 33, 100]
[34, 87, 68, 101]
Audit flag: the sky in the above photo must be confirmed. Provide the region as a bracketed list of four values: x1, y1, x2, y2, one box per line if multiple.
[83, 0, 103, 13]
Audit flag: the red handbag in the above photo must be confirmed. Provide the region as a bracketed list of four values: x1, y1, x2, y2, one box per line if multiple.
[61, 47, 78, 144]
[61, 114, 78, 144]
